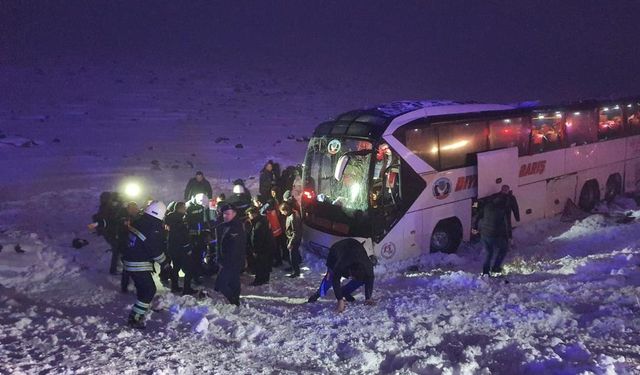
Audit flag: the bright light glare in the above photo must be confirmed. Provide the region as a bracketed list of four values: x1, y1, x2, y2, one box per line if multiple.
[431, 140, 469, 154]
[124, 182, 141, 198]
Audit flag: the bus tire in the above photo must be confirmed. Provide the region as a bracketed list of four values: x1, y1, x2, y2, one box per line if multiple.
[605, 174, 622, 202]
[578, 180, 600, 212]
[430, 219, 462, 254]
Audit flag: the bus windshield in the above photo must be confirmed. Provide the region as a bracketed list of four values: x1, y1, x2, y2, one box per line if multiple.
[302, 137, 373, 236]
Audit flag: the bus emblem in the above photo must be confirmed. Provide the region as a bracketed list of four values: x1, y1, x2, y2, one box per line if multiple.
[327, 139, 341, 155]
[381, 242, 396, 259]
[433, 177, 452, 200]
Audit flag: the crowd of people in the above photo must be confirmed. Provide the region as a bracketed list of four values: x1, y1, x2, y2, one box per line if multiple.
[90, 161, 377, 329]
[89, 161, 521, 329]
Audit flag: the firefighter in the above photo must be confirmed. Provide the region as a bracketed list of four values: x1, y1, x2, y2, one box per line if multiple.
[165, 202, 197, 294]
[186, 193, 212, 284]
[122, 201, 169, 329]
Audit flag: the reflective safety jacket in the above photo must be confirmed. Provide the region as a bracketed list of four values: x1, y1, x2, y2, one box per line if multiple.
[122, 213, 167, 272]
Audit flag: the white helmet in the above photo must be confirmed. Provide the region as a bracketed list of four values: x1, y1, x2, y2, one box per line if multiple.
[144, 200, 167, 220]
[232, 184, 245, 194]
[193, 193, 208, 206]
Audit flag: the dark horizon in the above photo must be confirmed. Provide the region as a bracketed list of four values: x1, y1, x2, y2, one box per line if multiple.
[2, 0, 640, 104]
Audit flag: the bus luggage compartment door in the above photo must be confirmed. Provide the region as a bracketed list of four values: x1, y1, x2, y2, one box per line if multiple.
[477, 147, 519, 199]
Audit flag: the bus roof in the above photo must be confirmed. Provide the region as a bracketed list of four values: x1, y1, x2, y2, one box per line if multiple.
[312, 97, 640, 140]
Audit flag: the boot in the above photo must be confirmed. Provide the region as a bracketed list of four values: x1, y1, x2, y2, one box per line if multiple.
[127, 312, 146, 329]
[171, 283, 183, 293]
[307, 292, 320, 303]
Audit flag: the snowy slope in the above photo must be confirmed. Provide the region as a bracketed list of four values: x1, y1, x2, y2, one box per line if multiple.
[1, 61, 640, 374]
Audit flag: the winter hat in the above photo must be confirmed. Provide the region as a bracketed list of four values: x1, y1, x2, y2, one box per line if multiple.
[219, 203, 237, 213]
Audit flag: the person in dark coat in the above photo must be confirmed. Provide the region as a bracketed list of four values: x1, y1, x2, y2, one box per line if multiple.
[89, 191, 125, 275]
[118, 201, 141, 293]
[186, 193, 212, 284]
[328, 239, 376, 313]
[280, 202, 302, 278]
[472, 192, 510, 275]
[184, 171, 213, 201]
[246, 207, 274, 286]
[165, 202, 197, 294]
[307, 238, 349, 303]
[214, 204, 246, 306]
[121, 201, 169, 329]
[500, 185, 520, 242]
[259, 161, 277, 199]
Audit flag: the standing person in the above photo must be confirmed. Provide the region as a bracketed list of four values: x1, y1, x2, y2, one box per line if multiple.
[122, 201, 169, 329]
[329, 239, 376, 313]
[119, 201, 141, 293]
[246, 207, 274, 286]
[500, 185, 520, 245]
[89, 192, 123, 275]
[259, 161, 277, 199]
[214, 204, 246, 306]
[184, 171, 213, 201]
[186, 193, 211, 284]
[165, 202, 197, 294]
[472, 192, 510, 276]
[268, 186, 286, 267]
[280, 202, 302, 278]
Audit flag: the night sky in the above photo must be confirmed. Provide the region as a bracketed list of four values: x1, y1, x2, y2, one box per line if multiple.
[2, 0, 639, 103]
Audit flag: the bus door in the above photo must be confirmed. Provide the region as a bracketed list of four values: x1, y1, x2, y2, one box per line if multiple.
[477, 147, 519, 198]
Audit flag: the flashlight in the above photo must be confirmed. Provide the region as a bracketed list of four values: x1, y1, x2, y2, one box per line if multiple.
[124, 182, 142, 199]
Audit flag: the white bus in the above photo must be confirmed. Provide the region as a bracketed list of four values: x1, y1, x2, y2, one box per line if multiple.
[301, 98, 640, 263]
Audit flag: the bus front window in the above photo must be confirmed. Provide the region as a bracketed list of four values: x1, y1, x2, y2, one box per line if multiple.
[302, 137, 373, 236]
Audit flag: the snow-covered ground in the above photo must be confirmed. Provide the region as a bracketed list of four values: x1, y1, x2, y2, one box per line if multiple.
[2, 61, 640, 374]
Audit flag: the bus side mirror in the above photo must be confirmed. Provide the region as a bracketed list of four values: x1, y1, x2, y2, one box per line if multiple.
[334, 155, 350, 181]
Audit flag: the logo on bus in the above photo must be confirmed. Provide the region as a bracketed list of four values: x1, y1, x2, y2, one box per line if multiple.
[381, 242, 396, 259]
[433, 177, 452, 200]
[519, 160, 546, 177]
[455, 174, 478, 192]
[327, 139, 341, 155]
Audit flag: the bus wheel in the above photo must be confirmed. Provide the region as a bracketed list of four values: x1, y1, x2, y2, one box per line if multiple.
[578, 180, 600, 212]
[605, 174, 622, 202]
[430, 219, 462, 254]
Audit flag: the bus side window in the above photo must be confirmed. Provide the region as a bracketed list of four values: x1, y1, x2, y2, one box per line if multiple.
[626, 103, 640, 135]
[438, 120, 488, 170]
[488, 117, 530, 156]
[565, 109, 598, 146]
[531, 112, 565, 153]
[598, 105, 624, 140]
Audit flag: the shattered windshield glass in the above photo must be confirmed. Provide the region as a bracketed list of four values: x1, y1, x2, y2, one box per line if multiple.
[304, 137, 372, 212]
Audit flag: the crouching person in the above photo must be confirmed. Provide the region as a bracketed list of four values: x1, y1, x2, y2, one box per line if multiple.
[331, 239, 376, 313]
[214, 204, 246, 306]
[122, 201, 169, 329]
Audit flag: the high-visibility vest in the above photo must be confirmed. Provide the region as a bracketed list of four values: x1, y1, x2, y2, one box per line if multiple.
[266, 210, 283, 237]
